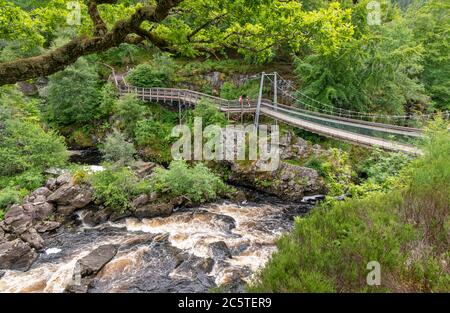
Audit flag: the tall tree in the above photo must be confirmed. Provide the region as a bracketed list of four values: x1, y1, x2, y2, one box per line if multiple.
[0, 0, 354, 85]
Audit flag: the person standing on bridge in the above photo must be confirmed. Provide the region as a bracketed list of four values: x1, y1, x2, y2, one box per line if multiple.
[246, 95, 251, 106]
[239, 95, 243, 106]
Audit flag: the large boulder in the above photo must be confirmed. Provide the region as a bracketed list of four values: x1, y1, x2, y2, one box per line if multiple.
[20, 228, 44, 250]
[208, 241, 232, 260]
[77, 244, 118, 277]
[0, 239, 37, 271]
[83, 209, 111, 227]
[279, 131, 309, 160]
[34, 221, 61, 233]
[47, 181, 93, 216]
[134, 202, 173, 219]
[3, 204, 33, 235]
[65, 244, 118, 293]
[229, 160, 325, 201]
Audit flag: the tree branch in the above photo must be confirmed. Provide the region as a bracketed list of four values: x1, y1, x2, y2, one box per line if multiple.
[0, 0, 183, 86]
[187, 13, 227, 41]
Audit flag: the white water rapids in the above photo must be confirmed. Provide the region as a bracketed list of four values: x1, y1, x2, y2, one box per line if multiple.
[0, 199, 309, 293]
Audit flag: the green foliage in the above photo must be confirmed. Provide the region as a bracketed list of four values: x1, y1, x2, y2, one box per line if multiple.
[304, 148, 353, 196]
[295, 22, 428, 114]
[0, 187, 25, 211]
[358, 149, 412, 184]
[188, 99, 228, 128]
[151, 160, 230, 204]
[44, 58, 104, 126]
[134, 119, 174, 164]
[126, 61, 173, 88]
[0, 119, 67, 177]
[99, 83, 119, 118]
[90, 166, 149, 213]
[249, 121, 450, 292]
[100, 130, 136, 166]
[219, 80, 261, 101]
[114, 94, 148, 136]
[407, 0, 450, 111]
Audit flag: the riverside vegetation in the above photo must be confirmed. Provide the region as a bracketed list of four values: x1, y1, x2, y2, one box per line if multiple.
[0, 0, 449, 292]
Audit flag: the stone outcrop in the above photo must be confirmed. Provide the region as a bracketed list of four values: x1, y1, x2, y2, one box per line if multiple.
[0, 239, 38, 271]
[278, 131, 309, 160]
[228, 160, 325, 201]
[65, 244, 118, 293]
[0, 172, 94, 271]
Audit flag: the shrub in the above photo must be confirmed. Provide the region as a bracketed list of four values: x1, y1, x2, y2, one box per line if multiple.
[100, 130, 136, 166]
[44, 58, 104, 126]
[126, 63, 171, 88]
[0, 187, 24, 210]
[150, 160, 230, 203]
[358, 148, 412, 184]
[188, 99, 228, 128]
[114, 94, 147, 136]
[90, 166, 150, 213]
[249, 119, 450, 292]
[134, 119, 173, 164]
[99, 83, 118, 117]
[0, 119, 67, 177]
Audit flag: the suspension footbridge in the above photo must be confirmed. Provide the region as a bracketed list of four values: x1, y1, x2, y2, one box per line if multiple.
[110, 69, 449, 155]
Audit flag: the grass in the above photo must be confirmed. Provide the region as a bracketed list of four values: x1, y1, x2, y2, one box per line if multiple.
[248, 119, 450, 292]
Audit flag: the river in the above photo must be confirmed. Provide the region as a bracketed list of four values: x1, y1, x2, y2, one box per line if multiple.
[0, 195, 312, 293]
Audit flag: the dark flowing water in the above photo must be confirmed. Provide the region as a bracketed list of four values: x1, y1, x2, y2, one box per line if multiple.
[0, 197, 312, 293]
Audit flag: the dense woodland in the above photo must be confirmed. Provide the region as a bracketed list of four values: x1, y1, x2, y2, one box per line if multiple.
[0, 0, 449, 292]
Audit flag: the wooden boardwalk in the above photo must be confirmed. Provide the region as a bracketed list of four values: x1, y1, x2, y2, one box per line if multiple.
[118, 85, 422, 155]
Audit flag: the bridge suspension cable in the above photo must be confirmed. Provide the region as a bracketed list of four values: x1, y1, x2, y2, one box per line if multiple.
[273, 72, 450, 123]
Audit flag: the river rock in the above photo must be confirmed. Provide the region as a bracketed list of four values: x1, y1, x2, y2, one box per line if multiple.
[133, 161, 162, 178]
[134, 203, 173, 219]
[55, 172, 72, 186]
[34, 221, 61, 233]
[77, 244, 118, 277]
[229, 160, 325, 201]
[3, 204, 32, 235]
[47, 181, 93, 216]
[20, 228, 44, 250]
[83, 209, 111, 226]
[31, 187, 52, 198]
[208, 241, 232, 260]
[0, 239, 37, 271]
[132, 194, 150, 208]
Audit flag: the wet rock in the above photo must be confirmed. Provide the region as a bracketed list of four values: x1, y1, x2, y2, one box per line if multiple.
[34, 221, 61, 233]
[212, 214, 236, 232]
[134, 203, 173, 219]
[208, 241, 232, 260]
[0, 270, 4, 279]
[20, 228, 44, 250]
[301, 194, 326, 204]
[77, 244, 118, 277]
[83, 209, 111, 226]
[57, 205, 78, 216]
[47, 181, 93, 217]
[0, 239, 37, 271]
